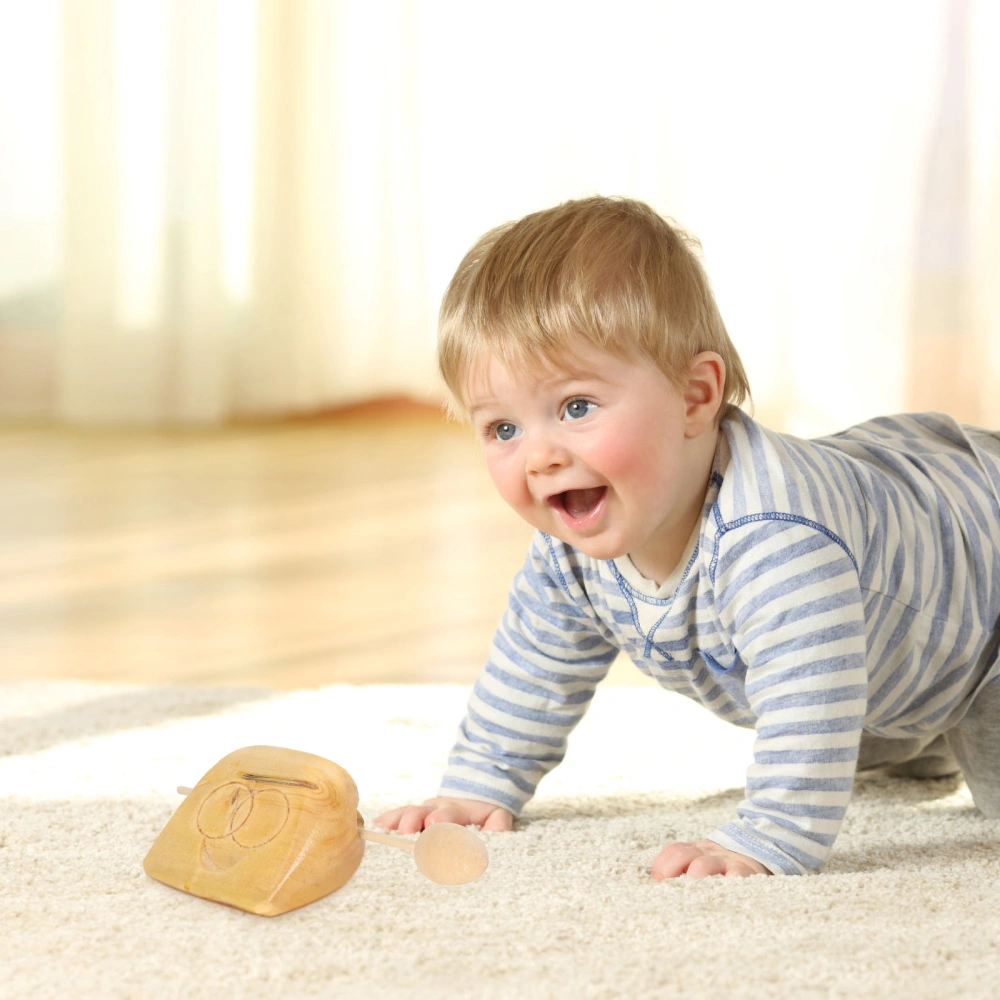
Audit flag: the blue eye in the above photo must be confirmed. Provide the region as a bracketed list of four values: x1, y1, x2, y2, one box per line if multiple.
[564, 398, 596, 420]
[494, 421, 521, 441]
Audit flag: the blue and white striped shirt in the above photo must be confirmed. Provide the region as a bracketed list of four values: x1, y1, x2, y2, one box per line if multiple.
[438, 410, 1000, 874]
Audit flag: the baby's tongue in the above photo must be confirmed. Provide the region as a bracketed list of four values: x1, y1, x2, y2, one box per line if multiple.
[563, 487, 604, 518]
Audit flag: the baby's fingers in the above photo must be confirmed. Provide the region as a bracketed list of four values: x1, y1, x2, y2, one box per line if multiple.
[372, 805, 406, 830]
[651, 842, 702, 880]
[373, 804, 432, 834]
[425, 802, 513, 832]
[479, 806, 514, 832]
[374, 798, 514, 835]
[686, 854, 728, 878]
[423, 803, 476, 828]
[651, 839, 771, 880]
[395, 804, 438, 834]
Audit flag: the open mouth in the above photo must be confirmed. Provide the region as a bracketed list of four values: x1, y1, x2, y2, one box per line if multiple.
[549, 486, 607, 524]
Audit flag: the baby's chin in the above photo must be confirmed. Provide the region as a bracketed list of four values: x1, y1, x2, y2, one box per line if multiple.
[547, 529, 628, 562]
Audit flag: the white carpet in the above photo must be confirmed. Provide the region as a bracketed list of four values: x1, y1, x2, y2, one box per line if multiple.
[1, 680, 998, 1000]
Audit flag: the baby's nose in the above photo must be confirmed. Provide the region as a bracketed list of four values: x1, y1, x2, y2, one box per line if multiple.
[524, 432, 569, 475]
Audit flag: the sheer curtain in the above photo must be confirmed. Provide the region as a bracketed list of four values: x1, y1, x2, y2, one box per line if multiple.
[0, 0, 997, 430]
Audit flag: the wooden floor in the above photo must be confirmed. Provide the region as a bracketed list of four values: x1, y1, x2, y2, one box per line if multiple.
[2, 402, 646, 687]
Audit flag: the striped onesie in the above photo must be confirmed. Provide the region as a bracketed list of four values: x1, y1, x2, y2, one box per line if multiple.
[438, 410, 1000, 874]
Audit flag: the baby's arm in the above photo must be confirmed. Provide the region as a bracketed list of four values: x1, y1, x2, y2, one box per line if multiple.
[378, 537, 618, 834]
[699, 519, 869, 875]
[439, 541, 618, 812]
[375, 797, 513, 834]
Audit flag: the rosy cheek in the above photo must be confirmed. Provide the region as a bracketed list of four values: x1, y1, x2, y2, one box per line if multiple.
[485, 452, 526, 507]
[585, 434, 678, 491]
[585, 436, 646, 479]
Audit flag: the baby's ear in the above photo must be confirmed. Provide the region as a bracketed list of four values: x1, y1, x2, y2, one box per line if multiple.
[683, 352, 725, 436]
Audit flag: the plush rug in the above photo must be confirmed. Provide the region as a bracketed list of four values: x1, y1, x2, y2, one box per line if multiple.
[1, 680, 998, 1000]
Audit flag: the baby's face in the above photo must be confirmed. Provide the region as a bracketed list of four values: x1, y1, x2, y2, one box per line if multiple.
[465, 343, 707, 584]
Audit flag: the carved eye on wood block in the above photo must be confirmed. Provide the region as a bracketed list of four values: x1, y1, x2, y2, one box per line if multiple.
[143, 746, 366, 916]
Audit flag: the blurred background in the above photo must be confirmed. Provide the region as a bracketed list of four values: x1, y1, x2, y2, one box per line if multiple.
[1, 0, 998, 687]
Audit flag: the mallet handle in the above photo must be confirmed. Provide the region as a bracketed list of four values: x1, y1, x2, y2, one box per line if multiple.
[359, 829, 417, 852]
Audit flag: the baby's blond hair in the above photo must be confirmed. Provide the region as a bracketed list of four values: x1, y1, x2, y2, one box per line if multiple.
[438, 195, 750, 421]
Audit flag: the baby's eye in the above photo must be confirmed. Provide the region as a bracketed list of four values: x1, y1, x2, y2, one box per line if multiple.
[493, 421, 521, 442]
[563, 398, 596, 421]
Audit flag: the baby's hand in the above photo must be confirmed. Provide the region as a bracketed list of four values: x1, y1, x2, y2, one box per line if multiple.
[374, 797, 513, 835]
[651, 840, 771, 880]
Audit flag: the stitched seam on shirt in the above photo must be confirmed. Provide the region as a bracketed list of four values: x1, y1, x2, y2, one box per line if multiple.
[610, 563, 677, 660]
[863, 586, 967, 630]
[645, 611, 672, 659]
[710, 504, 725, 581]
[709, 511, 859, 583]
[609, 561, 645, 637]
[542, 533, 571, 593]
[609, 545, 701, 608]
[703, 650, 739, 674]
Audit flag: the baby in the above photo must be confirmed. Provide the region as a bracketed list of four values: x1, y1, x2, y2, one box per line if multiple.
[376, 196, 1000, 877]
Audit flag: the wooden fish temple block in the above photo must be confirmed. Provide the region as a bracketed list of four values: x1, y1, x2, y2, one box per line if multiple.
[143, 746, 366, 916]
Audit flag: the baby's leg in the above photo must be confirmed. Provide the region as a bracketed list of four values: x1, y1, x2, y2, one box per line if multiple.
[945, 678, 1000, 818]
[858, 731, 960, 778]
